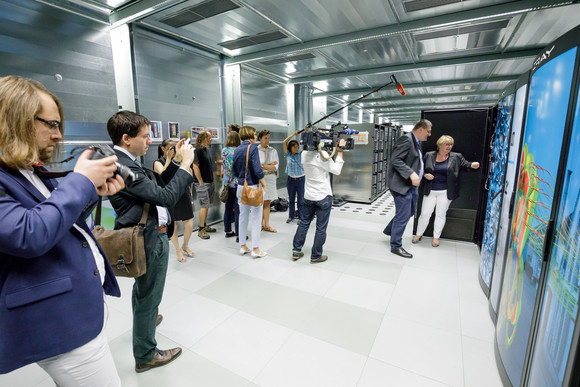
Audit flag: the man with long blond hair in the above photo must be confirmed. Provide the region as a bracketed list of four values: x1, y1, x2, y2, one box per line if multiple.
[0, 76, 125, 385]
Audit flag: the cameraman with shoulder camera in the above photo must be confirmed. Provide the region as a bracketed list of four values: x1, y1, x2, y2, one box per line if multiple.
[291, 131, 344, 264]
[0, 76, 125, 385]
[106, 110, 195, 373]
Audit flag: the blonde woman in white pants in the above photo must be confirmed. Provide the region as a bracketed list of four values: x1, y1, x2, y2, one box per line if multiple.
[412, 135, 480, 247]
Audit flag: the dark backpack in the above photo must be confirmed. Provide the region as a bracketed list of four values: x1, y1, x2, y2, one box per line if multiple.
[271, 197, 289, 212]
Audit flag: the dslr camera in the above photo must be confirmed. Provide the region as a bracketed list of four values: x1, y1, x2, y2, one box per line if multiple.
[89, 144, 136, 186]
[300, 122, 358, 152]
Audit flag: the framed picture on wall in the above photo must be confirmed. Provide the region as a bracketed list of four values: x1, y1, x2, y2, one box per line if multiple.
[168, 122, 180, 139]
[149, 121, 162, 142]
[207, 127, 219, 140]
[190, 127, 204, 143]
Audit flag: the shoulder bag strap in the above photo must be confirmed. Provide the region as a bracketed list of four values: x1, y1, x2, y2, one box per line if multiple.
[95, 196, 103, 226]
[244, 144, 250, 184]
[138, 203, 150, 226]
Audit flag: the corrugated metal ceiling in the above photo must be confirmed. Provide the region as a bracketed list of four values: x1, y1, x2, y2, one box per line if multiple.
[45, 0, 580, 124]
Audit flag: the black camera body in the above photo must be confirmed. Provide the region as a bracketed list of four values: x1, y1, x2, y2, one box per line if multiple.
[300, 122, 356, 153]
[89, 144, 136, 186]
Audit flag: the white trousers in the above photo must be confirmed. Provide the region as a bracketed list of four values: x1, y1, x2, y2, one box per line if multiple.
[237, 184, 264, 249]
[37, 300, 121, 387]
[416, 189, 452, 239]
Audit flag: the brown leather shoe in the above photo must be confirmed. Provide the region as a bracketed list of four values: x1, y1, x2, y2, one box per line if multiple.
[156, 314, 163, 326]
[135, 347, 182, 373]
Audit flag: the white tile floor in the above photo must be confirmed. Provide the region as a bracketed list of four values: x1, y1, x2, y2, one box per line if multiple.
[0, 194, 504, 387]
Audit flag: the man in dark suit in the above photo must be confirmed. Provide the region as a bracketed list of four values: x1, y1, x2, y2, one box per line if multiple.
[106, 110, 195, 373]
[0, 76, 124, 384]
[384, 119, 432, 258]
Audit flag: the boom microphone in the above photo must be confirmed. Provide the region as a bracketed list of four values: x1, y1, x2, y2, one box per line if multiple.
[390, 74, 406, 96]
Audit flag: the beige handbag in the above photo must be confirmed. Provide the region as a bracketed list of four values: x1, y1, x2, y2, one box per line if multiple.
[241, 145, 263, 206]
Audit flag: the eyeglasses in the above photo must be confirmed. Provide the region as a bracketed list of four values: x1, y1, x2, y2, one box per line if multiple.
[35, 117, 61, 131]
[444, 143, 454, 146]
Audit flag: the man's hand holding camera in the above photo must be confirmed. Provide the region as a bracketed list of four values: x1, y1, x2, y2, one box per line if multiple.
[75, 149, 125, 195]
[337, 138, 346, 157]
[178, 139, 195, 174]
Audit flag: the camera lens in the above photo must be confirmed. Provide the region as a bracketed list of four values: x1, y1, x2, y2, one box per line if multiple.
[114, 162, 136, 187]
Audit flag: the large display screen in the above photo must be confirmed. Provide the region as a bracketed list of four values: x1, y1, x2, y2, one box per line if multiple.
[496, 46, 577, 386]
[479, 93, 514, 290]
[490, 83, 528, 314]
[527, 76, 580, 387]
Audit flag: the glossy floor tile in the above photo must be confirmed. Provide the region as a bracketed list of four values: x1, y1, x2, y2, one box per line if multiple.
[0, 193, 503, 387]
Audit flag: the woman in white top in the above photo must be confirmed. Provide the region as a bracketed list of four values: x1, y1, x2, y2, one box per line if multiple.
[257, 130, 279, 233]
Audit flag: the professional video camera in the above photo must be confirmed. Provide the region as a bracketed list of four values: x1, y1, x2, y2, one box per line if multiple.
[301, 122, 359, 152]
[297, 74, 405, 158]
[89, 144, 136, 186]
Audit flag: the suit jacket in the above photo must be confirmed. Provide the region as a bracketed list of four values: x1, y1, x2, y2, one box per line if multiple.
[388, 131, 422, 195]
[0, 167, 120, 373]
[422, 151, 473, 200]
[232, 141, 264, 186]
[108, 151, 193, 255]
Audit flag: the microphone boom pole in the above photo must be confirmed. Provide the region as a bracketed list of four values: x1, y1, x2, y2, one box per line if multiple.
[299, 77, 398, 133]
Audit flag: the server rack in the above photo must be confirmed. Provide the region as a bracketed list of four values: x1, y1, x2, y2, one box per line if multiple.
[332, 123, 393, 203]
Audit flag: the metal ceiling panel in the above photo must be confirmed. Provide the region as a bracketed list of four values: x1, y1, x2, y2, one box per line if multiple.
[417, 62, 498, 82]
[310, 79, 375, 100]
[33, 0, 580, 125]
[219, 30, 288, 50]
[415, 28, 504, 56]
[84, 0, 133, 8]
[414, 19, 510, 41]
[249, 54, 339, 79]
[241, 0, 399, 41]
[142, 0, 300, 56]
[404, 0, 462, 13]
[315, 35, 415, 71]
[391, 0, 510, 22]
[507, 6, 580, 48]
[260, 53, 316, 66]
[491, 58, 536, 76]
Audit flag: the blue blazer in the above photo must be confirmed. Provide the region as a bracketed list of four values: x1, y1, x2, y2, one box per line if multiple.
[232, 141, 264, 186]
[0, 167, 120, 374]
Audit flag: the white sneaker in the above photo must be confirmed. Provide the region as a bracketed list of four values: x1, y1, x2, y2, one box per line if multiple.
[251, 250, 268, 258]
[239, 247, 251, 255]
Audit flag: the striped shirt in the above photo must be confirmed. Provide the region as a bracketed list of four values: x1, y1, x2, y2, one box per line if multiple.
[285, 151, 305, 177]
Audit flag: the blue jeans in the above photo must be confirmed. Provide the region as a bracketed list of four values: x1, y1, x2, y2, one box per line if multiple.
[292, 195, 333, 259]
[384, 187, 418, 250]
[224, 186, 239, 234]
[287, 176, 305, 220]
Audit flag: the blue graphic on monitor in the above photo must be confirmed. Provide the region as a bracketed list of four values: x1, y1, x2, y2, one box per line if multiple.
[480, 93, 514, 289]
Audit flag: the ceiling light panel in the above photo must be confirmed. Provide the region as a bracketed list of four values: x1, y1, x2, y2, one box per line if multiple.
[403, 0, 461, 13]
[159, 0, 239, 28]
[219, 30, 288, 50]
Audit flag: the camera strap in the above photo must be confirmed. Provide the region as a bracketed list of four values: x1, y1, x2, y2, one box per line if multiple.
[32, 164, 72, 179]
